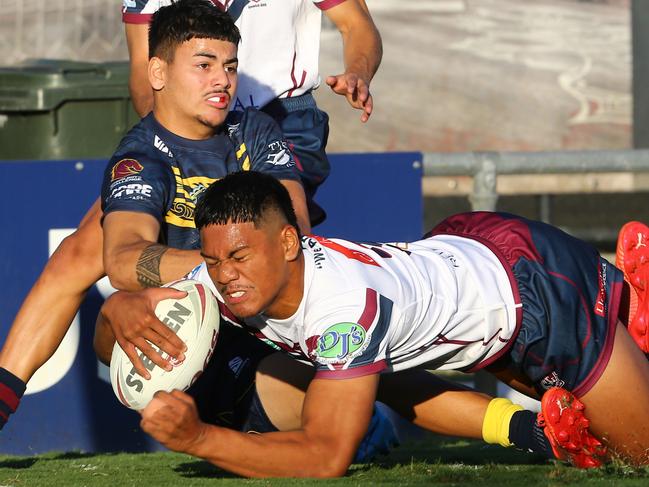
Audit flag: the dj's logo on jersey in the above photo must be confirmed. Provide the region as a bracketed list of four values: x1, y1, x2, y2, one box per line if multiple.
[111, 158, 144, 182]
[315, 322, 367, 363]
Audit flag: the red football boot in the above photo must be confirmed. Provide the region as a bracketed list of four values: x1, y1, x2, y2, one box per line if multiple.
[537, 387, 607, 468]
[616, 221, 649, 352]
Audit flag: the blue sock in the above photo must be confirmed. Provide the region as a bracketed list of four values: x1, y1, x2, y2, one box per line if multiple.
[508, 410, 554, 458]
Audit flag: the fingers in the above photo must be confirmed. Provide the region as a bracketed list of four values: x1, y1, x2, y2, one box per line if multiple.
[360, 93, 373, 123]
[149, 286, 188, 303]
[133, 336, 172, 372]
[170, 389, 195, 407]
[325, 74, 339, 88]
[118, 315, 186, 377]
[121, 342, 151, 379]
[140, 392, 171, 418]
[327, 73, 373, 122]
[136, 312, 187, 360]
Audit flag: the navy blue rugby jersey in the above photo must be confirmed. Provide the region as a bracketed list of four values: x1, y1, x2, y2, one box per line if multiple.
[101, 108, 299, 250]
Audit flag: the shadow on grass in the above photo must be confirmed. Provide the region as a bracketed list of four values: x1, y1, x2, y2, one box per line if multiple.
[360, 435, 549, 470]
[0, 457, 38, 469]
[174, 460, 240, 479]
[0, 451, 100, 469]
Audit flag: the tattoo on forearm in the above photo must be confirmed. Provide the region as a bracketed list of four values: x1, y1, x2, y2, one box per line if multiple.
[136, 244, 168, 288]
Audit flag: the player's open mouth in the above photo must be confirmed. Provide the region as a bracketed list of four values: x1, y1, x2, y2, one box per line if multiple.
[206, 93, 230, 109]
[224, 289, 247, 304]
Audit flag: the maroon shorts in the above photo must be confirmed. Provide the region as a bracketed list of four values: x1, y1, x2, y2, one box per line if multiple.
[426, 212, 624, 397]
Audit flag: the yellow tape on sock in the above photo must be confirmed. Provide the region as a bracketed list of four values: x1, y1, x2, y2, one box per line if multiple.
[481, 398, 523, 448]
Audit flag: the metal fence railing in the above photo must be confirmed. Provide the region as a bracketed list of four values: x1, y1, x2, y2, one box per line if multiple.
[421, 148, 649, 396]
[422, 148, 649, 211]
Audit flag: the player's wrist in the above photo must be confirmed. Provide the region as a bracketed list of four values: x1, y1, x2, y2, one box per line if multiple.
[0, 366, 27, 430]
[185, 423, 217, 458]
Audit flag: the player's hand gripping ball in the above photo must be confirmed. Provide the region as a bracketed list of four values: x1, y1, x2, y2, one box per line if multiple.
[110, 279, 220, 410]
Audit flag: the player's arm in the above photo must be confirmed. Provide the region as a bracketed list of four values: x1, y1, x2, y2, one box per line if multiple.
[141, 373, 379, 477]
[125, 22, 153, 117]
[102, 211, 202, 291]
[324, 0, 382, 122]
[279, 179, 311, 235]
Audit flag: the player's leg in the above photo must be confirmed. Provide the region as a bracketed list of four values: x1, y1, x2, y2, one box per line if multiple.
[0, 198, 104, 428]
[379, 369, 561, 460]
[377, 369, 488, 438]
[577, 321, 649, 464]
[254, 350, 313, 431]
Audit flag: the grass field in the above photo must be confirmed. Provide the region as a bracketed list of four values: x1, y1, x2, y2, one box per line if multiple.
[2, 436, 648, 486]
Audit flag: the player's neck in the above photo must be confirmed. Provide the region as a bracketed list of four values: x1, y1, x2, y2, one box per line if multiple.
[153, 106, 216, 141]
[264, 253, 305, 320]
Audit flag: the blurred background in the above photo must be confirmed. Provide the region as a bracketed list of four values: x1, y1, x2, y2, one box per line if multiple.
[2, 0, 639, 240]
[0, 0, 634, 151]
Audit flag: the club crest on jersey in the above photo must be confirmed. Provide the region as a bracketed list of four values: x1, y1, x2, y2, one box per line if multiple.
[111, 158, 143, 181]
[315, 322, 368, 363]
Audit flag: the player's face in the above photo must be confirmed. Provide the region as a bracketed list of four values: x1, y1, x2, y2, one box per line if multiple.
[158, 37, 238, 139]
[200, 217, 301, 319]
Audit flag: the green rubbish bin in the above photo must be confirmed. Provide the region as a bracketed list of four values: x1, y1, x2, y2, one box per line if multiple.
[0, 59, 139, 160]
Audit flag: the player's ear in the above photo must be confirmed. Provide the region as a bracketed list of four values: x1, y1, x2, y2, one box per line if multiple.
[281, 225, 301, 262]
[149, 56, 166, 91]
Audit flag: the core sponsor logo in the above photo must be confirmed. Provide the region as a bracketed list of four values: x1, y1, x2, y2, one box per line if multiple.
[110, 183, 153, 200]
[315, 322, 368, 363]
[111, 158, 144, 182]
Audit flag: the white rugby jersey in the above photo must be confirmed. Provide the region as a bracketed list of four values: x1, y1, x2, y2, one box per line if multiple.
[188, 234, 521, 380]
[122, 0, 346, 109]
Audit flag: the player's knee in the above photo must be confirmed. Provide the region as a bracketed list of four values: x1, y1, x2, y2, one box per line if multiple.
[46, 229, 104, 279]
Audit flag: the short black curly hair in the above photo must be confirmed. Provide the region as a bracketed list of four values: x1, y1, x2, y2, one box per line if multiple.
[195, 172, 299, 234]
[149, 0, 240, 62]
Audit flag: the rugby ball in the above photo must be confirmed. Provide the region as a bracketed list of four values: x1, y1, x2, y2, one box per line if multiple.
[109, 279, 220, 410]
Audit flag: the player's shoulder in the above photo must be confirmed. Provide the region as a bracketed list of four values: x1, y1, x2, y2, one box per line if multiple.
[112, 116, 173, 166]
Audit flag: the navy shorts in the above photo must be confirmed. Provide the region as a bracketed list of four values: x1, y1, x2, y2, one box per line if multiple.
[262, 93, 329, 226]
[427, 212, 624, 397]
[186, 323, 277, 431]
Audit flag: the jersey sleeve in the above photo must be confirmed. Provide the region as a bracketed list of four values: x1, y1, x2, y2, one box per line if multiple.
[238, 109, 302, 183]
[313, 0, 347, 10]
[122, 0, 171, 24]
[304, 288, 392, 379]
[101, 154, 175, 224]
